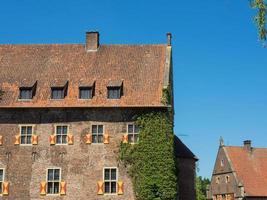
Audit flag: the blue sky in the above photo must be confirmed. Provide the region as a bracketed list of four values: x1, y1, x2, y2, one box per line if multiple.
[0, 0, 266, 178]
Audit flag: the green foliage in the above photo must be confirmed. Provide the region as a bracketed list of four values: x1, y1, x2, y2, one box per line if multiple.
[161, 88, 171, 105]
[119, 112, 178, 200]
[250, 0, 267, 42]
[196, 176, 210, 200]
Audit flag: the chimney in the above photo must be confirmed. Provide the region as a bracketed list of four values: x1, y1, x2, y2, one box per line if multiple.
[243, 140, 252, 151]
[86, 31, 99, 51]
[167, 33, 172, 46]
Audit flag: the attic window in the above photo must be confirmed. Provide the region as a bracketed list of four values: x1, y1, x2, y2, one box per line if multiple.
[51, 81, 68, 99]
[107, 80, 123, 99]
[79, 87, 93, 99]
[19, 81, 37, 100]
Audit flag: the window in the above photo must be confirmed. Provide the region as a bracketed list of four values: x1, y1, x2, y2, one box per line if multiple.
[56, 126, 68, 144]
[221, 159, 224, 167]
[128, 124, 139, 144]
[225, 175, 230, 183]
[107, 87, 122, 99]
[0, 169, 4, 194]
[216, 176, 220, 184]
[92, 125, 103, 143]
[51, 88, 65, 99]
[104, 168, 117, 194]
[47, 168, 60, 194]
[19, 88, 33, 99]
[79, 87, 93, 99]
[20, 126, 33, 145]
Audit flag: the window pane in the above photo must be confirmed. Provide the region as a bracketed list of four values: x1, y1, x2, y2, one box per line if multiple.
[52, 88, 64, 99]
[108, 87, 120, 99]
[54, 169, 60, 181]
[134, 125, 139, 133]
[21, 136, 26, 144]
[128, 125, 133, 133]
[135, 135, 139, 143]
[62, 135, 67, 144]
[98, 125, 103, 134]
[27, 136, 32, 144]
[104, 169, 110, 180]
[56, 126, 61, 134]
[63, 126, 67, 134]
[104, 182, 110, 193]
[98, 135, 103, 143]
[27, 127, 32, 135]
[111, 169, 117, 180]
[128, 134, 134, 143]
[54, 182, 59, 194]
[92, 135, 98, 143]
[92, 125, 97, 134]
[0, 170, 3, 181]
[111, 182, 117, 193]
[0, 183, 2, 194]
[20, 89, 32, 99]
[21, 127, 26, 135]
[79, 88, 92, 99]
[47, 182, 53, 194]
[56, 135, 62, 144]
[48, 169, 54, 181]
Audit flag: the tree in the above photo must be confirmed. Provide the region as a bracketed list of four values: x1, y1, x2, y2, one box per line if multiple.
[250, 0, 266, 42]
[196, 176, 210, 200]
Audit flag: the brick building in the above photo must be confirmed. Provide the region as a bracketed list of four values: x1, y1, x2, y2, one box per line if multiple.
[207, 139, 267, 200]
[0, 32, 196, 200]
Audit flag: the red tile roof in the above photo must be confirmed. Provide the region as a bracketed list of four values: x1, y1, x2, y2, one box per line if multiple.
[225, 146, 267, 196]
[0, 44, 169, 108]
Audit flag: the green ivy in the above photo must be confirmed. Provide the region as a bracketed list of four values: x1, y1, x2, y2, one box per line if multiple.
[119, 112, 178, 200]
[251, 0, 267, 42]
[161, 88, 171, 105]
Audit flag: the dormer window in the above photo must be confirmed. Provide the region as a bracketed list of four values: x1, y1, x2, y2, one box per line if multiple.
[79, 87, 93, 99]
[19, 81, 37, 100]
[19, 88, 33, 99]
[51, 81, 68, 99]
[107, 80, 123, 99]
[51, 88, 65, 99]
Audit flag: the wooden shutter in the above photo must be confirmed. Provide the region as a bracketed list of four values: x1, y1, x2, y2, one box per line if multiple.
[0, 135, 3, 145]
[117, 181, 124, 195]
[85, 134, 92, 144]
[103, 133, 109, 144]
[49, 134, 56, 145]
[32, 135, 38, 145]
[122, 134, 128, 144]
[3, 182, 9, 195]
[97, 181, 104, 195]
[60, 181, 66, 195]
[40, 181, 46, 195]
[14, 135, 20, 145]
[67, 134, 74, 145]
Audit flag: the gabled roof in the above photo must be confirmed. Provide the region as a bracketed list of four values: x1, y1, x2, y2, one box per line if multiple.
[225, 146, 267, 196]
[0, 43, 170, 108]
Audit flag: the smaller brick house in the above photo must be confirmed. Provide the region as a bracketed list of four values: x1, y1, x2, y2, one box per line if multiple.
[207, 139, 267, 200]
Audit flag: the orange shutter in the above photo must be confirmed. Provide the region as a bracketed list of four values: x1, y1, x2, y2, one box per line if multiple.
[32, 135, 38, 145]
[60, 181, 66, 195]
[0, 135, 3, 145]
[3, 182, 9, 195]
[85, 134, 92, 144]
[40, 181, 46, 195]
[117, 181, 124, 195]
[103, 133, 109, 144]
[67, 134, 74, 145]
[49, 134, 56, 145]
[14, 135, 20, 145]
[122, 134, 128, 144]
[97, 181, 104, 195]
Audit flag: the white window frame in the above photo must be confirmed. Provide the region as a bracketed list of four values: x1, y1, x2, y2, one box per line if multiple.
[225, 175, 230, 183]
[19, 124, 35, 146]
[0, 168, 5, 196]
[46, 167, 61, 195]
[127, 123, 139, 144]
[92, 124, 104, 144]
[54, 125, 69, 145]
[103, 167, 118, 195]
[215, 176, 220, 184]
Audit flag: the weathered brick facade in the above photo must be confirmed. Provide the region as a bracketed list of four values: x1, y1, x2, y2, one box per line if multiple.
[0, 32, 197, 199]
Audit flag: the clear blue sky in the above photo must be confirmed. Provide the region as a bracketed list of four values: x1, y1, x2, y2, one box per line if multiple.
[0, 0, 266, 178]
